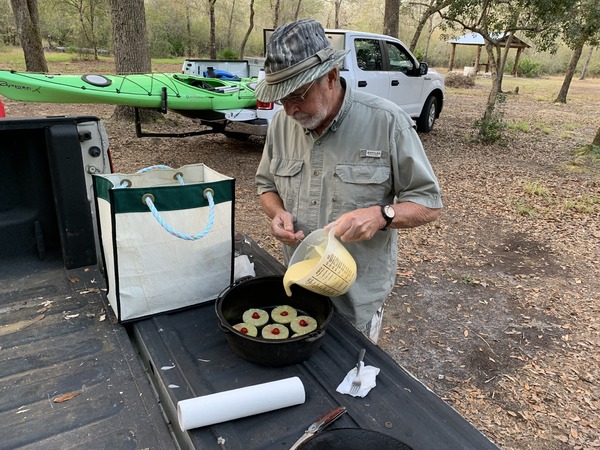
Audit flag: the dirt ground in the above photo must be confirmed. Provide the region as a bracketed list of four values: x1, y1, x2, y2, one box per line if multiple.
[2, 69, 599, 449]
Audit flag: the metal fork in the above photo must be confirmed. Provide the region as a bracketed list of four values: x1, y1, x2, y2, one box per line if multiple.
[349, 348, 366, 395]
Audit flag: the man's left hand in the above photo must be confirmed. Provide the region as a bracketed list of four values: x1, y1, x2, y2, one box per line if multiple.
[325, 206, 383, 242]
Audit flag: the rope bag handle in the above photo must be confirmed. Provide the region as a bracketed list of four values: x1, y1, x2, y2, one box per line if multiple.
[118, 165, 215, 241]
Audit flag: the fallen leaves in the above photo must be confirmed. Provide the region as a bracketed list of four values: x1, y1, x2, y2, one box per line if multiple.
[52, 391, 80, 403]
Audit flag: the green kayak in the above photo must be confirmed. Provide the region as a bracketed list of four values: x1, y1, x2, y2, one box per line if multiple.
[0, 71, 258, 112]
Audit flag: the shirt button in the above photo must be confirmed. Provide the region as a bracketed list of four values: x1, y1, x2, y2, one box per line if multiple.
[311, 200, 318, 206]
[315, 141, 321, 146]
[314, 171, 319, 176]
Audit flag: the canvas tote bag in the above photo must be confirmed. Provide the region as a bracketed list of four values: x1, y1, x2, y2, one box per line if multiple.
[93, 164, 234, 322]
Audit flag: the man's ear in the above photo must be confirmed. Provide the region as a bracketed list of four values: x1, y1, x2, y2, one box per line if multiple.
[326, 67, 339, 86]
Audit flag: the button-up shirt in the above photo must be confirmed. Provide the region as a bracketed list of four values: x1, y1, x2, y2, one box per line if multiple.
[256, 81, 442, 326]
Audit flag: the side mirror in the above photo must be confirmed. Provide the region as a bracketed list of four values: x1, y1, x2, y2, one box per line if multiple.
[419, 62, 428, 76]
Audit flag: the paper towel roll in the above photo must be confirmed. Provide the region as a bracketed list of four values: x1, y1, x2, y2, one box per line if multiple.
[177, 376, 305, 431]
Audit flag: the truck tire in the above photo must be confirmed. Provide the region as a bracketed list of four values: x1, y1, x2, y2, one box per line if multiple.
[416, 95, 438, 132]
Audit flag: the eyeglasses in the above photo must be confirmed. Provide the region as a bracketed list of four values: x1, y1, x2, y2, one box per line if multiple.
[279, 79, 316, 106]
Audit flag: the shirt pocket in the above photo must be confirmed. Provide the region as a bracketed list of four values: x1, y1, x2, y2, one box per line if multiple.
[271, 158, 304, 217]
[334, 163, 390, 210]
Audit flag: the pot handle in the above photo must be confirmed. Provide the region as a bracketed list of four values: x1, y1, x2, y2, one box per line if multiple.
[216, 276, 255, 303]
[218, 322, 231, 333]
[302, 328, 326, 343]
[215, 277, 256, 321]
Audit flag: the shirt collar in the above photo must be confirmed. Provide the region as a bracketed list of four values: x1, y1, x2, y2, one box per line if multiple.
[330, 77, 352, 132]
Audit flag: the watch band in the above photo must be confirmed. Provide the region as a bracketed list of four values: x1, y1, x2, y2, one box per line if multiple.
[380, 205, 394, 230]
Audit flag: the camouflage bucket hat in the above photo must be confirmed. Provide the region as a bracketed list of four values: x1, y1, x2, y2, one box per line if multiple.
[254, 19, 349, 103]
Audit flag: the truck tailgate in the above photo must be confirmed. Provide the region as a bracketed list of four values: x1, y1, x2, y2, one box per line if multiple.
[0, 258, 174, 449]
[129, 241, 500, 450]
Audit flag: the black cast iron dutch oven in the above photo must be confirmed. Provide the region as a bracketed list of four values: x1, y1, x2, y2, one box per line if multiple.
[215, 275, 334, 366]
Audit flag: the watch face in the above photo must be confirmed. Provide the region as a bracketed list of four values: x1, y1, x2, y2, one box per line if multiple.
[384, 205, 395, 218]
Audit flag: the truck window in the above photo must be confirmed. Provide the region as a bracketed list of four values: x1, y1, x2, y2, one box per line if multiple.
[354, 39, 383, 71]
[386, 42, 415, 74]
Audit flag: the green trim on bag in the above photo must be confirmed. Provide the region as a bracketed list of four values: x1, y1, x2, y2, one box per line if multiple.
[93, 175, 115, 202]
[110, 180, 234, 213]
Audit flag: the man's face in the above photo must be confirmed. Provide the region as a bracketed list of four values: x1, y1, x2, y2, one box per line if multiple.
[280, 76, 329, 130]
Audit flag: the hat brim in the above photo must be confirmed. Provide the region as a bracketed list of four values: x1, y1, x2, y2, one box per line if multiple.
[254, 49, 349, 103]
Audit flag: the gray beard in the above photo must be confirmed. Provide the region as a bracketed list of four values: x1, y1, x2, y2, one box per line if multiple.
[293, 112, 326, 130]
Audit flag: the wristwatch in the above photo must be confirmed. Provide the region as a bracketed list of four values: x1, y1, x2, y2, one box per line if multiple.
[380, 204, 395, 230]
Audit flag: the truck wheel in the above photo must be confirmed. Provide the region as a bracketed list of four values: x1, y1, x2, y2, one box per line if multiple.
[416, 95, 438, 132]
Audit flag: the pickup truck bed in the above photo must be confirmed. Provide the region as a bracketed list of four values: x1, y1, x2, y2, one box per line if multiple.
[2, 244, 500, 450]
[0, 256, 174, 449]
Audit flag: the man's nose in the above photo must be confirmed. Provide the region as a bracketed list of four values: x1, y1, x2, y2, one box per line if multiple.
[283, 102, 300, 115]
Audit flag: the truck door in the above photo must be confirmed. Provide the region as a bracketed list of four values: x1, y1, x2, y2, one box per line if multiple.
[384, 40, 424, 117]
[352, 38, 390, 100]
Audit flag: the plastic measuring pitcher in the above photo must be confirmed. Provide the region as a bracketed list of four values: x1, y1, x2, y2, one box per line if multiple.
[283, 228, 357, 297]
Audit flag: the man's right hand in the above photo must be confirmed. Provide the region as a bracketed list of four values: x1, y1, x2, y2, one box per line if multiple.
[271, 211, 305, 245]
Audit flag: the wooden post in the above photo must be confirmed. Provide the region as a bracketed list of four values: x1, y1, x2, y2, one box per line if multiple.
[448, 43, 456, 72]
[474, 46, 482, 74]
[513, 47, 523, 76]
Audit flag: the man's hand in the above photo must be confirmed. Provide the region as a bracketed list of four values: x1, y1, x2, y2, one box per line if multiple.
[325, 205, 382, 242]
[270, 211, 305, 245]
[260, 192, 305, 245]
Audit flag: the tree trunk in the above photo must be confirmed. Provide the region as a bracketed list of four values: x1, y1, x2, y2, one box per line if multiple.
[226, 0, 235, 49]
[383, 0, 400, 37]
[410, 1, 450, 53]
[554, 43, 584, 104]
[239, 0, 254, 59]
[74, 0, 99, 60]
[409, 7, 432, 52]
[423, 16, 435, 62]
[334, 0, 342, 28]
[273, 0, 280, 28]
[10, 0, 48, 72]
[593, 125, 600, 147]
[579, 46, 593, 80]
[209, 0, 217, 59]
[498, 32, 514, 84]
[482, 41, 507, 121]
[108, 0, 153, 120]
[185, 2, 192, 56]
[293, 0, 303, 21]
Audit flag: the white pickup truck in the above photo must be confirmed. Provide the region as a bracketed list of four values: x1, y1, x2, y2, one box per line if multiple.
[181, 28, 445, 136]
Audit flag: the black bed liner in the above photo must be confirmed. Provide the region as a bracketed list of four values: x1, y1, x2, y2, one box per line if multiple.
[0, 257, 174, 449]
[1, 246, 500, 450]
[1, 247, 501, 450]
[0, 236, 497, 450]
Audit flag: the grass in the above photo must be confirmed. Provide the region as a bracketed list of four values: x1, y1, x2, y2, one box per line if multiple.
[513, 199, 537, 217]
[515, 178, 599, 216]
[534, 121, 551, 134]
[0, 46, 182, 73]
[567, 144, 600, 172]
[562, 121, 580, 131]
[563, 194, 600, 213]
[523, 180, 550, 197]
[507, 120, 530, 133]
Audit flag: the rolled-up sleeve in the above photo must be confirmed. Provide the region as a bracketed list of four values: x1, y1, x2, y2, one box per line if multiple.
[392, 118, 442, 209]
[256, 135, 276, 195]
